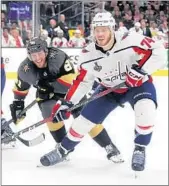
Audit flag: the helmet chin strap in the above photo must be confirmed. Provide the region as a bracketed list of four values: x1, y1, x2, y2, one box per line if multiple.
[95, 31, 115, 51]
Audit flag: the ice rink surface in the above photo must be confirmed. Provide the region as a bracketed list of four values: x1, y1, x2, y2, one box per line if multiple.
[1, 77, 168, 185]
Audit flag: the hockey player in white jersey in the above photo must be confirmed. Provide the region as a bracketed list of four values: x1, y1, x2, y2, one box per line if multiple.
[51, 29, 68, 48]
[40, 11, 167, 171]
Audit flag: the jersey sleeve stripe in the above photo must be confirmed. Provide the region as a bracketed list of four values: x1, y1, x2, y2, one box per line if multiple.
[132, 47, 152, 68]
[1, 63, 4, 69]
[57, 73, 78, 87]
[66, 68, 87, 101]
[12, 88, 29, 96]
[57, 78, 71, 87]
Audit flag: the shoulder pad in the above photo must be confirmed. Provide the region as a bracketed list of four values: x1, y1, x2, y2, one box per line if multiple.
[48, 47, 68, 60]
[47, 47, 68, 74]
[18, 58, 37, 84]
[85, 42, 95, 51]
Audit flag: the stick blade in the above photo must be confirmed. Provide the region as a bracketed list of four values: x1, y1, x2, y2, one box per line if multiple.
[17, 133, 45, 147]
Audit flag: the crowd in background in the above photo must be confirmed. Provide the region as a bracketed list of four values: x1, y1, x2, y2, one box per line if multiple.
[1, 1, 169, 48]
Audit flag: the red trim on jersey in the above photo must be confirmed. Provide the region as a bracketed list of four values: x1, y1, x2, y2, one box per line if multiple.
[69, 128, 84, 138]
[101, 83, 128, 94]
[1, 63, 4, 69]
[137, 125, 153, 130]
[132, 47, 152, 68]
[13, 90, 28, 96]
[148, 76, 153, 83]
[57, 78, 71, 87]
[112, 88, 128, 93]
[66, 68, 87, 101]
[52, 102, 61, 117]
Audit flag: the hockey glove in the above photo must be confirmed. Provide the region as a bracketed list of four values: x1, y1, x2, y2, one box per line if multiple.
[35, 80, 54, 101]
[10, 100, 26, 124]
[52, 100, 73, 123]
[126, 64, 147, 87]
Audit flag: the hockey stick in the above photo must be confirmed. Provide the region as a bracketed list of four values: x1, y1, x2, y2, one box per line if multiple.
[16, 134, 45, 147]
[3, 96, 59, 146]
[1, 117, 51, 145]
[2, 99, 42, 146]
[2, 82, 125, 145]
[3, 99, 38, 129]
[67, 82, 126, 112]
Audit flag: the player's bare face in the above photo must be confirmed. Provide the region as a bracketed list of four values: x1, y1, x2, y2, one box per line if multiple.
[94, 27, 111, 46]
[30, 50, 46, 68]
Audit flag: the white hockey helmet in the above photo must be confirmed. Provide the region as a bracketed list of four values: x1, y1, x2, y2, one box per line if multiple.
[91, 11, 116, 30]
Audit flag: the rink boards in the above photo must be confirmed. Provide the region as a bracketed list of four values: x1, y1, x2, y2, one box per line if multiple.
[2, 48, 168, 79]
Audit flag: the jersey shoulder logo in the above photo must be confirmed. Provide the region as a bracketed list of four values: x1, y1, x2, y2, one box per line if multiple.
[48, 48, 58, 59]
[93, 62, 102, 72]
[23, 63, 30, 73]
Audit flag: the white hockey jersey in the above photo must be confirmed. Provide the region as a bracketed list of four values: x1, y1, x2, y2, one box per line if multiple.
[52, 37, 68, 48]
[69, 37, 86, 47]
[66, 32, 167, 104]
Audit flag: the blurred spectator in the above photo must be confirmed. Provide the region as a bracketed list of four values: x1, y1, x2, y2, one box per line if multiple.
[123, 13, 134, 30]
[153, 3, 160, 15]
[47, 18, 58, 38]
[57, 14, 69, 40]
[133, 10, 141, 22]
[129, 22, 143, 35]
[2, 27, 14, 47]
[112, 5, 120, 16]
[122, 4, 130, 15]
[1, 11, 7, 23]
[145, 4, 152, 17]
[116, 21, 128, 39]
[23, 30, 33, 46]
[69, 29, 86, 47]
[77, 24, 85, 37]
[40, 29, 51, 47]
[159, 21, 169, 35]
[140, 13, 145, 20]
[140, 19, 152, 37]
[11, 22, 18, 29]
[110, 1, 117, 11]
[1, 11, 7, 30]
[150, 22, 159, 37]
[1, 21, 5, 30]
[52, 29, 68, 48]
[10, 27, 24, 47]
[146, 10, 156, 22]
[113, 10, 122, 25]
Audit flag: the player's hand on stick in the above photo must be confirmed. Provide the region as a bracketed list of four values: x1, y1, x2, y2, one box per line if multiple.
[126, 64, 147, 87]
[52, 100, 73, 123]
[10, 100, 26, 124]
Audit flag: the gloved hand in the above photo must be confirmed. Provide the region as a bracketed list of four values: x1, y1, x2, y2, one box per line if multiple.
[126, 64, 147, 87]
[35, 80, 54, 101]
[10, 100, 26, 124]
[52, 99, 73, 123]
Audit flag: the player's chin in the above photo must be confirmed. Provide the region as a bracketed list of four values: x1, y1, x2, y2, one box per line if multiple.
[98, 41, 107, 47]
[35, 62, 45, 68]
[35, 63, 42, 68]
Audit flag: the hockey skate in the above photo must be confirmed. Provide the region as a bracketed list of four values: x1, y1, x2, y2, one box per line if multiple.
[40, 144, 71, 166]
[1, 118, 16, 149]
[132, 145, 146, 171]
[105, 143, 124, 163]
